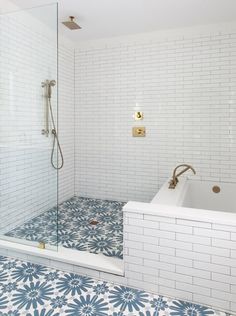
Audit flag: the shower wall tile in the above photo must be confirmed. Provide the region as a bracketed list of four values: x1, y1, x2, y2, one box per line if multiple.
[0, 10, 57, 233]
[0, 9, 74, 233]
[74, 24, 236, 202]
[58, 45, 75, 202]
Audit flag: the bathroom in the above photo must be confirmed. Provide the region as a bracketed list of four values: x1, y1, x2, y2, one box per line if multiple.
[0, 0, 236, 315]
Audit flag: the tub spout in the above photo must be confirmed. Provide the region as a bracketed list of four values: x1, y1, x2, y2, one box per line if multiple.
[169, 164, 196, 189]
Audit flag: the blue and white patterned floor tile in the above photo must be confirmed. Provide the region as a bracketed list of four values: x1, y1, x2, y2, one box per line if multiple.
[5, 197, 125, 259]
[0, 256, 227, 316]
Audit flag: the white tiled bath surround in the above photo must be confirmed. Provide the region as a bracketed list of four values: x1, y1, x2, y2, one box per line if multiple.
[123, 203, 236, 313]
[74, 22, 236, 202]
[141, 178, 236, 313]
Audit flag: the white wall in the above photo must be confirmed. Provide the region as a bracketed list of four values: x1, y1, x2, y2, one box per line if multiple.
[74, 23, 236, 202]
[0, 0, 19, 13]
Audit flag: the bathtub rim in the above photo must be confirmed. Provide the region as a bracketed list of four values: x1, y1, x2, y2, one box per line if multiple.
[123, 201, 236, 226]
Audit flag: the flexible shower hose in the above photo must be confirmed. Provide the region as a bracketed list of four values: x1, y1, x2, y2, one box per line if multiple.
[48, 98, 64, 170]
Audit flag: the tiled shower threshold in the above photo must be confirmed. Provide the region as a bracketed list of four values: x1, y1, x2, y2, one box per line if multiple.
[0, 238, 124, 275]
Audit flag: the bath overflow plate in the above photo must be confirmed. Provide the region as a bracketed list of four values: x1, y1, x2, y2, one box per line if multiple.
[212, 185, 220, 193]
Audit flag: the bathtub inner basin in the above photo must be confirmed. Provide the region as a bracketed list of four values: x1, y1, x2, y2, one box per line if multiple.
[152, 177, 236, 213]
[179, 180, 236, 213]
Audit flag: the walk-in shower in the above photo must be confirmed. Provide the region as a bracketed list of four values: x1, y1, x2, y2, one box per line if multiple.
[41, 79, 64, 170]
[0, 2, 124, 276]
[0, 3, 59, 252]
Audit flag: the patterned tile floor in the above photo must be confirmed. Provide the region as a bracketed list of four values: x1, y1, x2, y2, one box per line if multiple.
[0, 256, 227, 316]
[5, 197, 125, 260]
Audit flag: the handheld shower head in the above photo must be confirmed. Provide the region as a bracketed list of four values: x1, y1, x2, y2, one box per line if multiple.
[48, 80, 56, 99]
[41, 80, 56, 99]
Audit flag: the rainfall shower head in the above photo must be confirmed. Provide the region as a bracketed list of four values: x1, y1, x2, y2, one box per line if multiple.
[62, 16, 81, 30]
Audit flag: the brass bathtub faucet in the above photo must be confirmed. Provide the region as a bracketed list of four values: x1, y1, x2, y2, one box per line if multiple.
[169, 164, 196, 189]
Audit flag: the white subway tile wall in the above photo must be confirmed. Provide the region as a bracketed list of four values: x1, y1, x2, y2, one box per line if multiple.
[124, 210, 236, 314]
[58, 46, 75, 202]
[0, 7, 74, 233]
[74, 26, 236, 202]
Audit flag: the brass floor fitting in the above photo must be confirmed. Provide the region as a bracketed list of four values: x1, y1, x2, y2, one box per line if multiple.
[38, 241, 46, 249]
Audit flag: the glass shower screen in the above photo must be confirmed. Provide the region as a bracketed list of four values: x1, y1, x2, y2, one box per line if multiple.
[0, 3, 58, 251]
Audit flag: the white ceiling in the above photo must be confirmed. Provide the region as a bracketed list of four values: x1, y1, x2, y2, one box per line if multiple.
[4, 0, 236, 42]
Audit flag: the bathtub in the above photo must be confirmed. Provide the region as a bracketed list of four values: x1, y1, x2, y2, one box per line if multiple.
[152, 177, 236, 214]
[123, 177, 236, 312]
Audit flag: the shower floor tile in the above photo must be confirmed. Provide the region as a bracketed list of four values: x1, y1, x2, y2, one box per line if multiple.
[0, 255, 227, 316]
[5, 196, 125, 259]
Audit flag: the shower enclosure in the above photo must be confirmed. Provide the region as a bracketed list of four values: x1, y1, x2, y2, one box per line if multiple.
[0, 3, 59, 251]
[0, 3, 124, 273]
